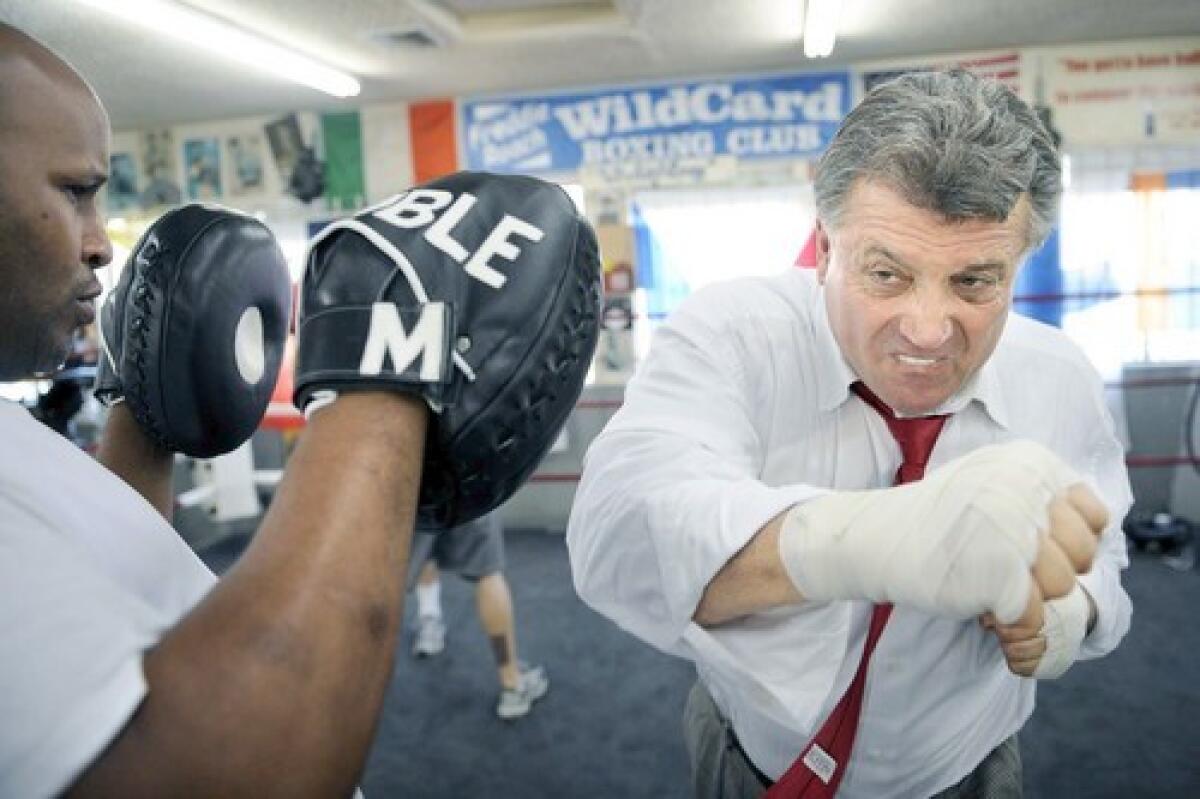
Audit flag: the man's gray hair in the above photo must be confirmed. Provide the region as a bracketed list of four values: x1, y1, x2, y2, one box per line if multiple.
[814, 69, 1061, 251]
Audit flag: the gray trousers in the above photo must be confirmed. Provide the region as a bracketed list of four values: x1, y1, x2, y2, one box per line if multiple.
[683, 680, 1022, 799]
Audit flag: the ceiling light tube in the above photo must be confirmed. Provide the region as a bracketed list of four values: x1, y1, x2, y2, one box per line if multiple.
[803, 0, 840, 59]
[75, 0, 360, 97]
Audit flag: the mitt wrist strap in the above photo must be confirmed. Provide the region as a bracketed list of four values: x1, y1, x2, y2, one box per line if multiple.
[294, 301, 456, 408]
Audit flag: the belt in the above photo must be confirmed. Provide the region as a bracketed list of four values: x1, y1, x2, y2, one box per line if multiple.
[726, 722, 774, 789]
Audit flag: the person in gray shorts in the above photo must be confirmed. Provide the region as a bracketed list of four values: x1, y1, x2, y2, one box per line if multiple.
[408, 511, 549, 720]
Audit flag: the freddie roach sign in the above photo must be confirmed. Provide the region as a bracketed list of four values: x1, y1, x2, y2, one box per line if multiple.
[461, 71, 851, 175]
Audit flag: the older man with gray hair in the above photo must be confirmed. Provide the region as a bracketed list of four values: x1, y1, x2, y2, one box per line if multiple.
[568, 69, 1131, 798]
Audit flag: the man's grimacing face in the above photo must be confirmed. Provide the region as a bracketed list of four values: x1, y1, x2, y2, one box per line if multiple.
[0, 57, 113, 379]
[816, 180, 1031, 416]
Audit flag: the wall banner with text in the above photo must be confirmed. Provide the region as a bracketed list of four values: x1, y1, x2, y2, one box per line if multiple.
[461, 70, 851, 178]
[1042, 37, 1200, 146]
[862, 51, 1022, 97]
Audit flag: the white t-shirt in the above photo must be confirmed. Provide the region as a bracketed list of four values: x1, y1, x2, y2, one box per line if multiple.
[568, 268, 1133, 798]
[0, 399, 216, 797]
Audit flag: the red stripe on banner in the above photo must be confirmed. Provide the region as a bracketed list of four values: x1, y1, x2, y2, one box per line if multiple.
[958, 53, 1020, 69]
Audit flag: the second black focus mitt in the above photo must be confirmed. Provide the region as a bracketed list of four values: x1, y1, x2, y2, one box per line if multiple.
[96, 204, 292, 458]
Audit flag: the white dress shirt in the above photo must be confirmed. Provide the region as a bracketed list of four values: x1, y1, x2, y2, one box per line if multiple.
[567, 268, 1132, 798]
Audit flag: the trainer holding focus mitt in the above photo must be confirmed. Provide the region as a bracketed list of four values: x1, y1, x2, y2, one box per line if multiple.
[0, 21, 600, 798]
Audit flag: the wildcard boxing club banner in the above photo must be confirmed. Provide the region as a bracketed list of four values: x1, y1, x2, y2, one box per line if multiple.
[461, 70, 852, 178]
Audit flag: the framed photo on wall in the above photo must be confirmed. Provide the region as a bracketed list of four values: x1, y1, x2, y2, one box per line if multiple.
[184, 137, 222, 201]
[139, 128, 182, 208]
[227, 133, 266, 196]
[107, 152, 139, 212]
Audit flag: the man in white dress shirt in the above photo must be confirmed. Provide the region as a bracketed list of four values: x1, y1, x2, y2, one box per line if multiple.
[568, 70, 1130, 798]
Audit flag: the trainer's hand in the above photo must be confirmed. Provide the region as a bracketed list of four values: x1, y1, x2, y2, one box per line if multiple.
[293, 171, 601, 529]
[778, 440, 1082, 624]
[96, 204, 291, 458]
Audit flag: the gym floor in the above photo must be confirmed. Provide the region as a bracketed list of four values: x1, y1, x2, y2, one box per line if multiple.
[199, 527, 1200, 798]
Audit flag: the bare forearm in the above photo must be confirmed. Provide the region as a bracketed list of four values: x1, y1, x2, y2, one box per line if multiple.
[96, 404, 175, 520]
[693, 511, 805, 627]
[71, 393, 427, 797]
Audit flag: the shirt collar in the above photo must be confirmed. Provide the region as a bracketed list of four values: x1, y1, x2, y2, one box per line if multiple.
[811, 283, 1011, 428]
[930, 357, 1011, 429]
[812, 283, 858, 414]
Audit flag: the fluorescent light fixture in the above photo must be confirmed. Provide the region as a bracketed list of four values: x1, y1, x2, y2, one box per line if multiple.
[803, 0, 841, 59]
[75, 0, 360, 97]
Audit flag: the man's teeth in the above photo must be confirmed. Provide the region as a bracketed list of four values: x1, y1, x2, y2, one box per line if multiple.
[897, 354, 938, 366]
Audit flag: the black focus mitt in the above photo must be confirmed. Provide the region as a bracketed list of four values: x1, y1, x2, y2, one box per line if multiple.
[293, 171, 601, 529]
[96, 204, 292, 458]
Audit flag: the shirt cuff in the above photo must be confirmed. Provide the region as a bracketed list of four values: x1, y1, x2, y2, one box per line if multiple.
[1076, 567, 1132, 659]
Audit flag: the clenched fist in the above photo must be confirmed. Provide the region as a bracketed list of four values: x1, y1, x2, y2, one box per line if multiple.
[983, 484, 1108, 678]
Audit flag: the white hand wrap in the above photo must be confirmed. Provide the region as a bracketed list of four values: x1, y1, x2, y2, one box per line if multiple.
[1032, 583, 1089, 679]
[778, 441, 1080, 624]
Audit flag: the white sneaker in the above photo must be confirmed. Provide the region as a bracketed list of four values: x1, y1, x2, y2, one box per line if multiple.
[496, 664, 549, 720]
[413, 616, 445, 658]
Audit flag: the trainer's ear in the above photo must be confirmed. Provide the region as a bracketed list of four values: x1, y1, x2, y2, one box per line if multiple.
[814, 220, 833, 283]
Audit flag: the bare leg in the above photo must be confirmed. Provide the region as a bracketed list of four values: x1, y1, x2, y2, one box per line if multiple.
[475, 572, 519, 689]
[417, 561, 439, 587]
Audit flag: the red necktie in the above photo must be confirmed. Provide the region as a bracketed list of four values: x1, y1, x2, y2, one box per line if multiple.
[766, 382, 948, 799]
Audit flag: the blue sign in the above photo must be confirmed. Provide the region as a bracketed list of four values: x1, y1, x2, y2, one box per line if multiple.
[462, 71, 851, 175]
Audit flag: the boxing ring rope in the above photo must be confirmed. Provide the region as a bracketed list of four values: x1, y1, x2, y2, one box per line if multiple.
[597, 285, 1200, 324]
[260, 385, 1200, 480]
[257, 284, 1200, 482]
